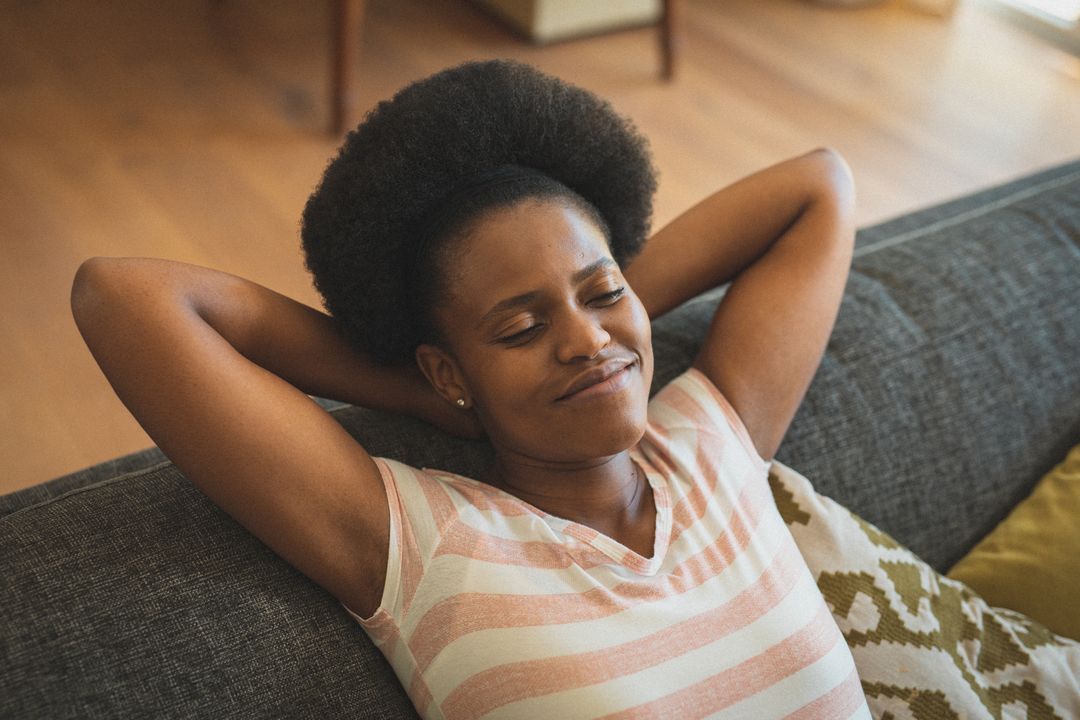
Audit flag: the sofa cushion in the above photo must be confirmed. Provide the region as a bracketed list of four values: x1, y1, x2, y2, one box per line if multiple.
[948, 441, 1080, 641]
[1, 466, 420, 719]
[777, 159, 1080, 571]
[768, 458, 1080, 719]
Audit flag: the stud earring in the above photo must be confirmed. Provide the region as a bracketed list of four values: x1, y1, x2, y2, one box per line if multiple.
[456, 398, 466, 407]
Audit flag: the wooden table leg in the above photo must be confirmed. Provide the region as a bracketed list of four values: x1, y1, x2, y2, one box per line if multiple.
[660, 0, 680, 81]
[332, 0, 365, 135]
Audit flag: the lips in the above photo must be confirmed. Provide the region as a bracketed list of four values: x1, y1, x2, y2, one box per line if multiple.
[556, 358, 636, 401]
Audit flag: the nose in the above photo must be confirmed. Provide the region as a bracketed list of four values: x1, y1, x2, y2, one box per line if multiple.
[555, 307, 611, 363]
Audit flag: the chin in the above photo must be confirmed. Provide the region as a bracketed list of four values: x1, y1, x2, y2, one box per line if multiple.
[591, 422, 648, 457]
[554, 396, 649, 460]
[493, 371, 652, 462]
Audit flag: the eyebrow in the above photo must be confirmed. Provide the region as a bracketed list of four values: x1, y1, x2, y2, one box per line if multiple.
[477, 257, 616, 328]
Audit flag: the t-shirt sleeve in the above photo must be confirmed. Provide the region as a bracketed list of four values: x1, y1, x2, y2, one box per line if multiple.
[340, 457, 444, 628]
[646, 367, 771, 474]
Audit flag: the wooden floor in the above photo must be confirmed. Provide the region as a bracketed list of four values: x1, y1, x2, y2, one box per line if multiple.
[2, 0, 1079, 495]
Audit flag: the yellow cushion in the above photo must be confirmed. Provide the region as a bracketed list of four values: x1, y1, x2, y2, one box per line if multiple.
[947, 440, 1080, 641]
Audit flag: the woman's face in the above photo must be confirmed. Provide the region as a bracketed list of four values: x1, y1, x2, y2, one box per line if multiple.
[419, 197, 654, 465]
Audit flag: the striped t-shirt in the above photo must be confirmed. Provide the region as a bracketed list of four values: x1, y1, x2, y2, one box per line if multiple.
[344, 367, 869, 719]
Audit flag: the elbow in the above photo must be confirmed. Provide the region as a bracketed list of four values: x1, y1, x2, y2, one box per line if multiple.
[811, 147, 856, 205]
[70, 257, 121, 329]
[808, 148, 857, 239]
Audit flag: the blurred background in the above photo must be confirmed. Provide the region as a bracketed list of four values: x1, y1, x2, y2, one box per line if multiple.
[2, 0, 1079, 496]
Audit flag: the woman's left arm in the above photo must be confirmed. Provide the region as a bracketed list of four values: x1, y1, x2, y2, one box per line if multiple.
[624, 148, 856, 462]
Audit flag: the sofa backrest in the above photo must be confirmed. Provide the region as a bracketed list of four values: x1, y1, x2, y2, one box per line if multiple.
[3, 159, 1079, 718]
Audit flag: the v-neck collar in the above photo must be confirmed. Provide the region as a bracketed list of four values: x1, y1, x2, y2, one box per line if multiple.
[426, 451, 672, 577]
[547, 451, 671, 575]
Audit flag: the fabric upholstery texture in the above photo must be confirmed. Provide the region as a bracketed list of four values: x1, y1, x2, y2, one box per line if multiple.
[2, 466, 418, 719]
[3, 158, 1079, 718]
[947, 441, 1080, 642]
[767, 458, 1080, 719]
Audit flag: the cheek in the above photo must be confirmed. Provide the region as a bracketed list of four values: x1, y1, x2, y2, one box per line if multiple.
[458, 349, 545, 415]
[462, 353, 562, 453]
[625, 292, 654, 368]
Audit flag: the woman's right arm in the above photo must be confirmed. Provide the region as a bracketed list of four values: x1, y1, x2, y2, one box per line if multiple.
[70, 256, 444, 618]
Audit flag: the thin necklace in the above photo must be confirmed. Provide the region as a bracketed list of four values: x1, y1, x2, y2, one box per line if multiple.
[624, 462, 645, 512]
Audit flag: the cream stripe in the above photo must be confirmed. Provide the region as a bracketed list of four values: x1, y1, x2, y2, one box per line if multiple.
[669, 373, 755, 462]
[653, 373, 732, 434]
[593, 600, 840, 720]
[401, 462, 774, 629]
[455, 501, 564, 542]
[398, 552, 615, 632]
[666, 464, 771, 561]
[484, 560, 826, 720]
[659, 428, 763, 500]
[387, 460, 453, 555]
[709, 630, 859, 720]
[657, 370, 766, 473]
[778, 666, 869, 720]
[426, 526, 800, 703]
[401, 496, 790, 677]
[688, 371, 771, 473]
[366, 459, 405, 619]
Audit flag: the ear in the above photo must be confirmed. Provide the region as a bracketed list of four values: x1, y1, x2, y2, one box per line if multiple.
[415, 343, 471, 408]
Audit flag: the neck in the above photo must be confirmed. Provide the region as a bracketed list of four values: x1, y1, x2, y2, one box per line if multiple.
[483, 450, 646, 529]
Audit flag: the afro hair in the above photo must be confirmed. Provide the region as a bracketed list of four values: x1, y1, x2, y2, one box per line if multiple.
[300, 58, 658, 365]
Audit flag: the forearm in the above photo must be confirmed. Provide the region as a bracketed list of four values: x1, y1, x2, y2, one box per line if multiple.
[624, 148, 856, 319]
[74, 257, 427, 415]
[194, 269, 422, 412]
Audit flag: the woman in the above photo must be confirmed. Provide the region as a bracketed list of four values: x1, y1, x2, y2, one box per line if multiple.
[72, 60, 865, 718]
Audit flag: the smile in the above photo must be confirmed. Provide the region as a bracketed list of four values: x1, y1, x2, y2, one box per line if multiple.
[556, 362, 635, 402]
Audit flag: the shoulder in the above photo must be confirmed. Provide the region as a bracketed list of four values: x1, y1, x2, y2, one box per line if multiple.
[343, 458, 486, 622]
[641, 368, 771, 474]
[373, 457, 472, 530]
[374, 458, 529, 537]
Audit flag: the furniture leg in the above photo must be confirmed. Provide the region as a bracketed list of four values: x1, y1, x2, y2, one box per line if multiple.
[332, 0, 365, 135]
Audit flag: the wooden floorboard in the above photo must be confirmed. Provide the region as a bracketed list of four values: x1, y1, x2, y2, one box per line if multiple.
[2, 0, 1079, 494]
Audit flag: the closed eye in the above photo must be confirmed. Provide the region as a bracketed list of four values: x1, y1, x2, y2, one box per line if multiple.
[496, 288, 624, 346]
[498, 325, 543, 345]
[590, 287, 626, 306]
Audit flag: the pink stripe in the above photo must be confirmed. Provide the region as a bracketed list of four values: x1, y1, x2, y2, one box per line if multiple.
[398, 500, 425, 614]
[439, 474, 535, 517]
[669, 436, 730, 544]
[418, 472, 613, 571]
[407, 671, 435, 717]
[634, 424, 679, 478]
[406, 477, 771, 672]
[663, 380, 726, 440]
[414, 471, 460, 536]
[652, 372, 766, 476]
[685, 368, 767, 469]
[356, 607, 400, 647]
[434, 526, 581, 568]
[440, 535, 806, 719]
[642, 383, 761, 550]
[598, 602, 844, 720]
[781, 666, 865, 720]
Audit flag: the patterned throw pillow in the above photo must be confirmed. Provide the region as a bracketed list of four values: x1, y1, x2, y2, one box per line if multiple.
[766, 459, 1080, 720]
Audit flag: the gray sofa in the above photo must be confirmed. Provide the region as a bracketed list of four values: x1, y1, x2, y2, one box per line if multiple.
[3, 159, 1079, 719]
